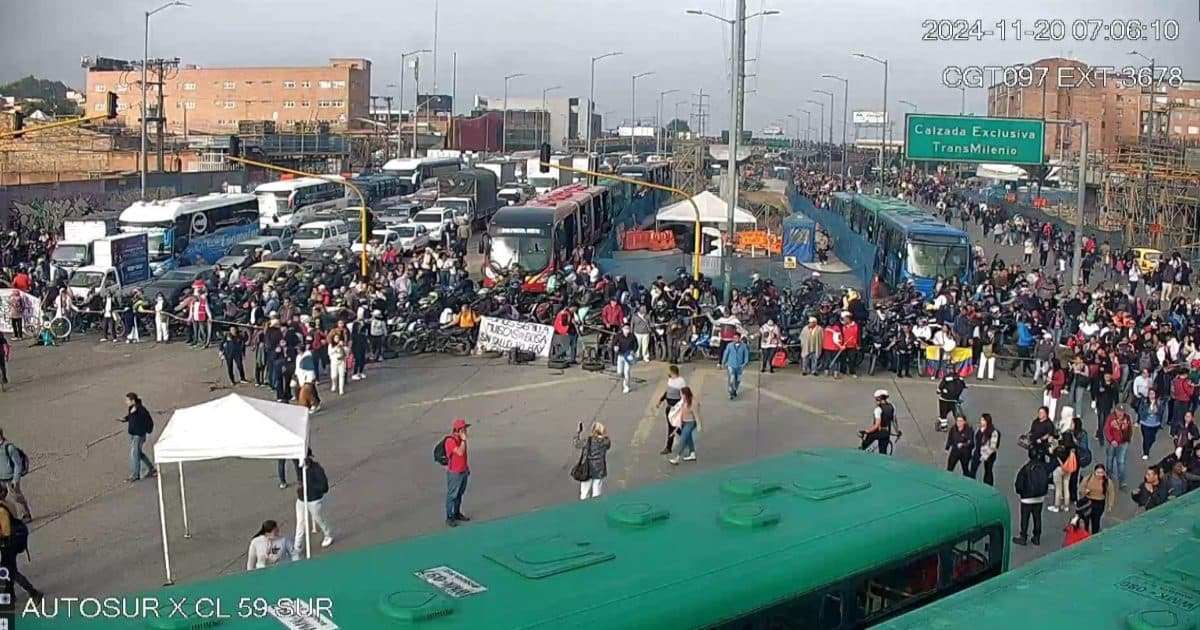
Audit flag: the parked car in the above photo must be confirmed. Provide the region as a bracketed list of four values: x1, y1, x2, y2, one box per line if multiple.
[294, 220, 351, 252]
[140, 266, 217, 309]
[259, 225, 296, 247]
[391, 223, 431, 254]
[241, 260, 302, 288]
[351, 229, 402, 256]
[411, 208, 455, 242]
[215, 236, 285, 268]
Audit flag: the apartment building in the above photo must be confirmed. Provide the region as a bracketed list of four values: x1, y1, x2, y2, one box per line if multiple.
[83, 58, 371, 134]
[988, 57, 1200, 157]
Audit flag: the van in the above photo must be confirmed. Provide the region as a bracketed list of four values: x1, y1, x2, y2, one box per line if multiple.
[1131, 247, 1162, 274]
[294, 220, 350, 252]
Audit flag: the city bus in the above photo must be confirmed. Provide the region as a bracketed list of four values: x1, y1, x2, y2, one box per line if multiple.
[381, 155, 462, 190]
[17, 449, 1010, 630]
[616, 161, 672, 188]
[483, 182, 626, 291]
[118, 193, 259, 272]
[344, 173, 405, 207]
[831, 194, 972, 297]
[881, 491, 1200, 630]
[253, 176, 347, 229]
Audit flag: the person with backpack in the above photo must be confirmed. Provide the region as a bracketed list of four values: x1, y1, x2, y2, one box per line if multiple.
[1013, 448, 1050, 546]
[117, 393, 156, 483]
[0, 429, 31, 521]
[293, 450, 334, 555]
[437, 418, 471, 527]
[0, 484, 41, 603]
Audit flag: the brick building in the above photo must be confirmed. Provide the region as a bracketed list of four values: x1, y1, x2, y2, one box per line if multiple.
[83, 58, 371, 135]
[988, 57, 1200, 158]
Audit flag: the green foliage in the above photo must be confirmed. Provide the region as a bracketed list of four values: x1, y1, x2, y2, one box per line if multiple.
[0, 75, 79, 116]
[665, 118, 690, 133]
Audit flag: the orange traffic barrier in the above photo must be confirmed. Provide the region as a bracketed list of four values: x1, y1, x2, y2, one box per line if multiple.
[623, 230, 677, 251]
[735, 230, 782, 254]
[622, 230, 653, 251]
[647, 231, 677, 251]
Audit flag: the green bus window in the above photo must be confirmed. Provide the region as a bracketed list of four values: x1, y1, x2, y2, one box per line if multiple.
[714, 590, 844, 630]
[855, 553, 939, 622]
[950, 528, 1001, 583]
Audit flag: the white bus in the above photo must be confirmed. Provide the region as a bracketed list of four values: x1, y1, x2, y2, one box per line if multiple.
[382, 156, 461, 190]
[119, 193, 259, 271]
[254, 176, 347, 228]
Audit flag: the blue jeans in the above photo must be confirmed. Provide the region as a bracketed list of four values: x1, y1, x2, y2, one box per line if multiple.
[616, 353, 635, 390]
[277, 459, 301, 485]
[1106, 442, 1128, 486]
[727, 366, 743, 396]
[130, 434, 153, 480]
[678, 421, 697, 457]
[446, 470, 469, 520]
[802, 353, 819, 374]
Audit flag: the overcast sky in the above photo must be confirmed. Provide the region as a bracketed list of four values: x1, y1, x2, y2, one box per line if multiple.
[2, 0, 1196, 132]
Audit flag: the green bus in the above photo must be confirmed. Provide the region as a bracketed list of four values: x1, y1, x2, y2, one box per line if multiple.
[19, 449, 1009, 629]
[879, 490, 1200, 630]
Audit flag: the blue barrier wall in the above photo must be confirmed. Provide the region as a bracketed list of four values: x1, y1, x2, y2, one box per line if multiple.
[786, 184, 874, 290]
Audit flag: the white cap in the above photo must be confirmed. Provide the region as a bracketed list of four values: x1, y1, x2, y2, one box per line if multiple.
[874, 389, 889, 398]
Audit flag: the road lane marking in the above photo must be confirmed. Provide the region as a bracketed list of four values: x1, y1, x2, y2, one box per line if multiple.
[393, 374, 605, 409]
[752, 386, 855, 425]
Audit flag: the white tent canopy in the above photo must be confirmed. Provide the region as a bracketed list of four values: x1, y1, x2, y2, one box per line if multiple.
[152, 394, 311, 584]
[975, 163, 1028, 182]
[656, 191, 757, 227]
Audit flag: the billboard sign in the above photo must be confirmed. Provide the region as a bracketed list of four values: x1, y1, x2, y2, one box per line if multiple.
[617, 126, 656, 137]
[853, 111, 887, 125]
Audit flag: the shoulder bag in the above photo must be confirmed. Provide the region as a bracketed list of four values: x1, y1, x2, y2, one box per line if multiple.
[571, 437, 591, 482]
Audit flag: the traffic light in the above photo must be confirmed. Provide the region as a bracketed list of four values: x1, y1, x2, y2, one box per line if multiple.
[228, 136, 241, 158]
[11, 111, 24, 138]
[105, 92, 118, 119]
[539, 142, 551, 173]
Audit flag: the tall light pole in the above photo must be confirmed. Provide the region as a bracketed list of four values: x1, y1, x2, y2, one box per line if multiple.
[1128, 50, 1158, 139]
[657, 88, 677, 155]
[815, 89, 835, 177]
[502, 73, 526, 154]
[630, 71, 654, 154]
[822, 74, 849, 178]
[951, 85, 967, 115]
[786, 113, 800, 148]
[540, 85, 562, 149]
[800, 108, 812, 149]
[587, 51, 622, 161]
[807, 99, 825, 173]
[141, 0, 188, 200]
[673, 99, 689, 144]
[399, 48, 430, 158]
[853, 52, 889, 194]
[687, 3, 779, 304]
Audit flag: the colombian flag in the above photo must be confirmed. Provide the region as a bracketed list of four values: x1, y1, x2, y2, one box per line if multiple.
[924, 346, 975, 378]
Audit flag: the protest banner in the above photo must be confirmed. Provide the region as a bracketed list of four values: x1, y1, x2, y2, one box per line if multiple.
[476, 316, 555, 357]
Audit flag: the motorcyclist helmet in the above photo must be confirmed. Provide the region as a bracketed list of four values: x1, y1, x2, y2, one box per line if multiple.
[873, 389, 889, 399]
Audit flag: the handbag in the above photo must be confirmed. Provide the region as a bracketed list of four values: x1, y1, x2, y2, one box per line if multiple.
[571, 437, 591, 482]
[1062, 450, 1079, 474]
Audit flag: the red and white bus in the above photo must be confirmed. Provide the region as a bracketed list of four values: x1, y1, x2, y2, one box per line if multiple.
[482, 182, 623, 292]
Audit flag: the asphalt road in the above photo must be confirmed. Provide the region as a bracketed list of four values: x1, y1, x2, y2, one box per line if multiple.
[0, 193, 1168, 598]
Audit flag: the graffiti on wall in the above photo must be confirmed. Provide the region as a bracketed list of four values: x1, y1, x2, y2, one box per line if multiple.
[10, 186, 176, 234]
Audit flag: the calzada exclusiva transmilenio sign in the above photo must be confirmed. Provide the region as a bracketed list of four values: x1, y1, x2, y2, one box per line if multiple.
[904, 114, 1046, 165]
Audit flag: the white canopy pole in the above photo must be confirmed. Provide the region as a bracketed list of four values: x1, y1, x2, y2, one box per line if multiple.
[179, 462, 191, 538]
[302, 463, 311, 560]
[154, 464, 174, 585]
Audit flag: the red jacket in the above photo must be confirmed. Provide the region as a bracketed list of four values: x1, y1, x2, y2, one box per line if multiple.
[1046, 369, 1066, 398]
[821, 325, 841, 352]
[553, 310, 574, 336]
[601, 303, 624, 328]
[1104, 412, 1133, 446]
[841, 322, 861, 350]
[1171, 375, 1194, 403]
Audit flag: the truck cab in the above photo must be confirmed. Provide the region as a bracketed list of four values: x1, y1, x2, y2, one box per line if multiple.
[67, 266, 122, 301]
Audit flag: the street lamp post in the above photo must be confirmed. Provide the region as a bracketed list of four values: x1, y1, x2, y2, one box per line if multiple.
[686, 3, 779, 304]
[630, 72, 654, 154]
[954, 86, 967, 115]
[540, 85, 562, 149]
[657, 88, 677, 155]
[141, 0, 188, 200]
[800, 109, 812, 150]
[821, 74, 849, 178]
[502, 73, 526, 154]
[1129, 50, 1158, 140]
[852, 52, 889, 194]
[399, 48, 430, 158]
[673, 99, 688, 149]
[807, 99, 825, 175]
[815, 89, 835, 177]
[587, 52, 622, 162]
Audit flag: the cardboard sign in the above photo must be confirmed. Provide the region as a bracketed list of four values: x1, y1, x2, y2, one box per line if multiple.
[477, 316, 555, 357]
[0, 289, 43, 335]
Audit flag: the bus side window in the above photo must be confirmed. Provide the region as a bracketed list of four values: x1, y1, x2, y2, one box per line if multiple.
[854, 552, 939, 623]
[948, 528, 1001, 583]
[554, 224, 569, 265]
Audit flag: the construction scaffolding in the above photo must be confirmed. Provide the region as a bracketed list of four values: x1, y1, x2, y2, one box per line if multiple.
[1103, 141, 1200, 252]
[670, 138, 708, 197]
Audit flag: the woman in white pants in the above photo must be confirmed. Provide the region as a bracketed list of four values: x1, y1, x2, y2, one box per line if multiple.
[153, 294, 169, 343]
[573, 422, 611, 500]
[327, 334, 348, 395]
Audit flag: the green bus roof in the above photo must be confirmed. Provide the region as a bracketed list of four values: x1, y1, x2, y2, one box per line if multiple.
[878, 490, 1200, 630]
[20, 449, 1009, 630]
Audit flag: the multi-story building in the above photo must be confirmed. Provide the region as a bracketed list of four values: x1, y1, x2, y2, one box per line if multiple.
[988, 57, 1200, 158]
[472, 95, 597, 151]
[83, 58, 371, 134]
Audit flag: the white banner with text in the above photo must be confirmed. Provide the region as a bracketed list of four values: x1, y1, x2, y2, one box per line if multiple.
[476, 316, 555, 357]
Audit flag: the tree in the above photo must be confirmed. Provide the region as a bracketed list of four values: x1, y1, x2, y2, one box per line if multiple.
[1026, 163, 1051, 197]
[665, 118, 690, 134]
[0, 75, 79, 116]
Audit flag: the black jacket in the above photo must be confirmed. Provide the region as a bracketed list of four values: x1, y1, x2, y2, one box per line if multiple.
[1014, 460, 1050, 499]
[937, 377, 965, 402]
[946, 424, 973, 452]
[124, 403, 154, 437]
[613, 332, 638, 355]
[298, 460, 330, 502]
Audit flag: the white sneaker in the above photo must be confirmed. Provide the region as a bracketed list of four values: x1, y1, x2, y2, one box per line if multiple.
[668, 456, 680, 465]
[683, 454, 697, 461]
[622, 386, 630, 394]
[1047, 505, 1059, 513]
[279, 483, 287, 489]
[321, 536, 334, 548]
[1142, 455, 1149, 460]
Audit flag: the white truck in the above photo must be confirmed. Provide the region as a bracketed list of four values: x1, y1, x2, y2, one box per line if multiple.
[66, 233, 153, 301]
[52, 215, 120, 270]
[477, 160, 518, 187]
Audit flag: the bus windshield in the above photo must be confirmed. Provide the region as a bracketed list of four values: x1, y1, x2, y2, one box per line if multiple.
[491, 235, 551, 272]
[907, 241, 969, 279]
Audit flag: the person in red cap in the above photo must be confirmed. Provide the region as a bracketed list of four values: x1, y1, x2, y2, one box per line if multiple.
[444, 419, 471, 527]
